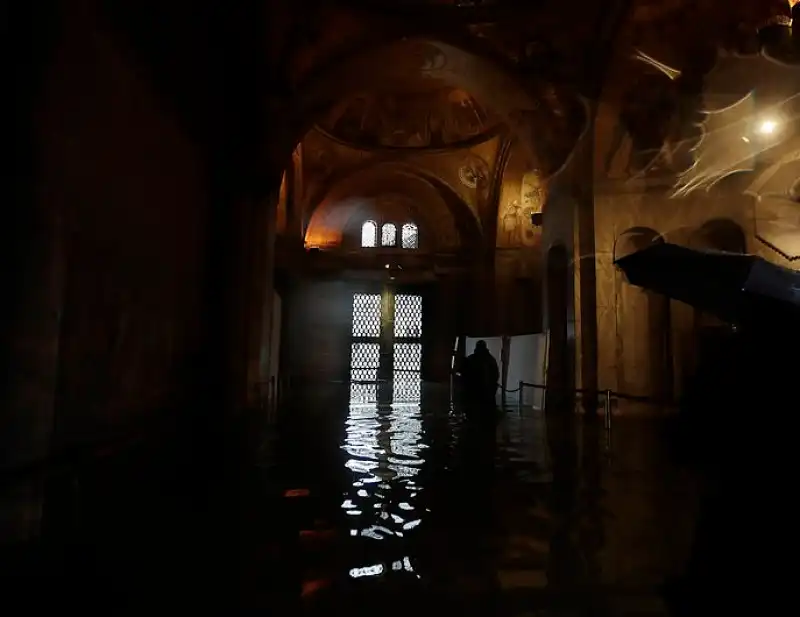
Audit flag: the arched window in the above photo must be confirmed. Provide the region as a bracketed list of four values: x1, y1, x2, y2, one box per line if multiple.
[381, 223, 397, 247]
[401, 223, 418, 249]
[361, 221, 377, 247]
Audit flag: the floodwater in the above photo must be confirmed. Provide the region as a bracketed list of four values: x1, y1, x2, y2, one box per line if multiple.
[2, 383, 699, 616]
[270, 384, 700, 616]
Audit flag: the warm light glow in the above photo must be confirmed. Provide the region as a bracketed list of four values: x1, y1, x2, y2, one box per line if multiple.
[758, 119, 778, 135]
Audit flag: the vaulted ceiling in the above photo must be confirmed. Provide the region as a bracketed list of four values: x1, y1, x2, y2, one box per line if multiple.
[276, 0, 797, 252]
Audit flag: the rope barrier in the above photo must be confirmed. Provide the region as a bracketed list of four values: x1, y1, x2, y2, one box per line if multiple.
[518, 382, 662, 404]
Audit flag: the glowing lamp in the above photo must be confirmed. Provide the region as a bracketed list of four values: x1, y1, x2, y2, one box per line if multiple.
[758, 119, 778, 135]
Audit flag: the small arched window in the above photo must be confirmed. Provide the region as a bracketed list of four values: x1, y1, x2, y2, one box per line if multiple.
[401, 223, 418, 249]
[361, 221, 377, 247]
[381, 223, 397, 247]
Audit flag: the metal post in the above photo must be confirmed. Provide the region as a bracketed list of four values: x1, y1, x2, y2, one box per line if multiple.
[604, 389, 611, 431]
[518, 381, 524, 411]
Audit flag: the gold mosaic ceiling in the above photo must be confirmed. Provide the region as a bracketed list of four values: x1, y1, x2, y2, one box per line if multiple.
[316, 87, 501, 150]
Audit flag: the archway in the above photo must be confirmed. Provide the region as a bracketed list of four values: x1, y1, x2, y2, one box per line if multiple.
[264, 35, 591, 408]
[614, 227, 673, 403]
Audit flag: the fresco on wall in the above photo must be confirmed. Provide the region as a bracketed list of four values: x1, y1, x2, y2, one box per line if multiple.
[497, 164, 545, 249]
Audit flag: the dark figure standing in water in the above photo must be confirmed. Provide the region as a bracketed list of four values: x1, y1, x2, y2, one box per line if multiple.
[461, 340, 499, 419]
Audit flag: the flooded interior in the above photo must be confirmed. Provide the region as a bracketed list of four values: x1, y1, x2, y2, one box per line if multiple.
[3, 387, 700, 616]
[8, 2, 799, 615]
[257, 385, 700, 616]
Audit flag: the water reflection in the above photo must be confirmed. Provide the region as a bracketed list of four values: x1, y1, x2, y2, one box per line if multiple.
[341, 377, 427, 579]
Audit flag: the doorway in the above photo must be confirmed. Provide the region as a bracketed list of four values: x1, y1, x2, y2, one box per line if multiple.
[350, 290, 423, 404]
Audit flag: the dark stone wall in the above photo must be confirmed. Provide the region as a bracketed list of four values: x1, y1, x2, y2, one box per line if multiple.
[44, 11, 210, 448]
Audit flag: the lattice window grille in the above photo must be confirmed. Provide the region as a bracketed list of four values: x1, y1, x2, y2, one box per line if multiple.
[393, 294, 422, 338]
[361, 221, 378, 247]
[350, 343, 380, 383]
[401, 223, 418, 249]
[381, 223, 397, 247]
[352, 294, 381, 337]
[393, 343, 422, 373]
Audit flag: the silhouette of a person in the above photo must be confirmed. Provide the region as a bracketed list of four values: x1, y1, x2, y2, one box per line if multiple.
[461, 340, 499, 419]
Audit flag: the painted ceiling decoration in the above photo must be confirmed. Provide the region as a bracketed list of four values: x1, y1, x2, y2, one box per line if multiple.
[458, 153, 490, 192]
[316, 87, 501, 150]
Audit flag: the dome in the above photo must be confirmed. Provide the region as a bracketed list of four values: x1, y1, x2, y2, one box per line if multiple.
[315, 87, 501, 150]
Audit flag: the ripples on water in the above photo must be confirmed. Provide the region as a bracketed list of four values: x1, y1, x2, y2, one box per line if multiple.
[338, 381, 553, 584]
[340, 376, 437, 580]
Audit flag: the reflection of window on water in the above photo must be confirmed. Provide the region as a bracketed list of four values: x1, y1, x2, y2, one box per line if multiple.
[341, 398, 425, 544]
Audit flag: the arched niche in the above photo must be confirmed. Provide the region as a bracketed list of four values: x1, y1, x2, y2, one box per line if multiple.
[304, 165, 471, 251]
[614, 227, 673, 403]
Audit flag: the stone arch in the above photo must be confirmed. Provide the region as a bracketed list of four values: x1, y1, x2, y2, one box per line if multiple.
[614, 227, 673, 403]
[304, 163, 477, 250]
[282, 38, 590, 182]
